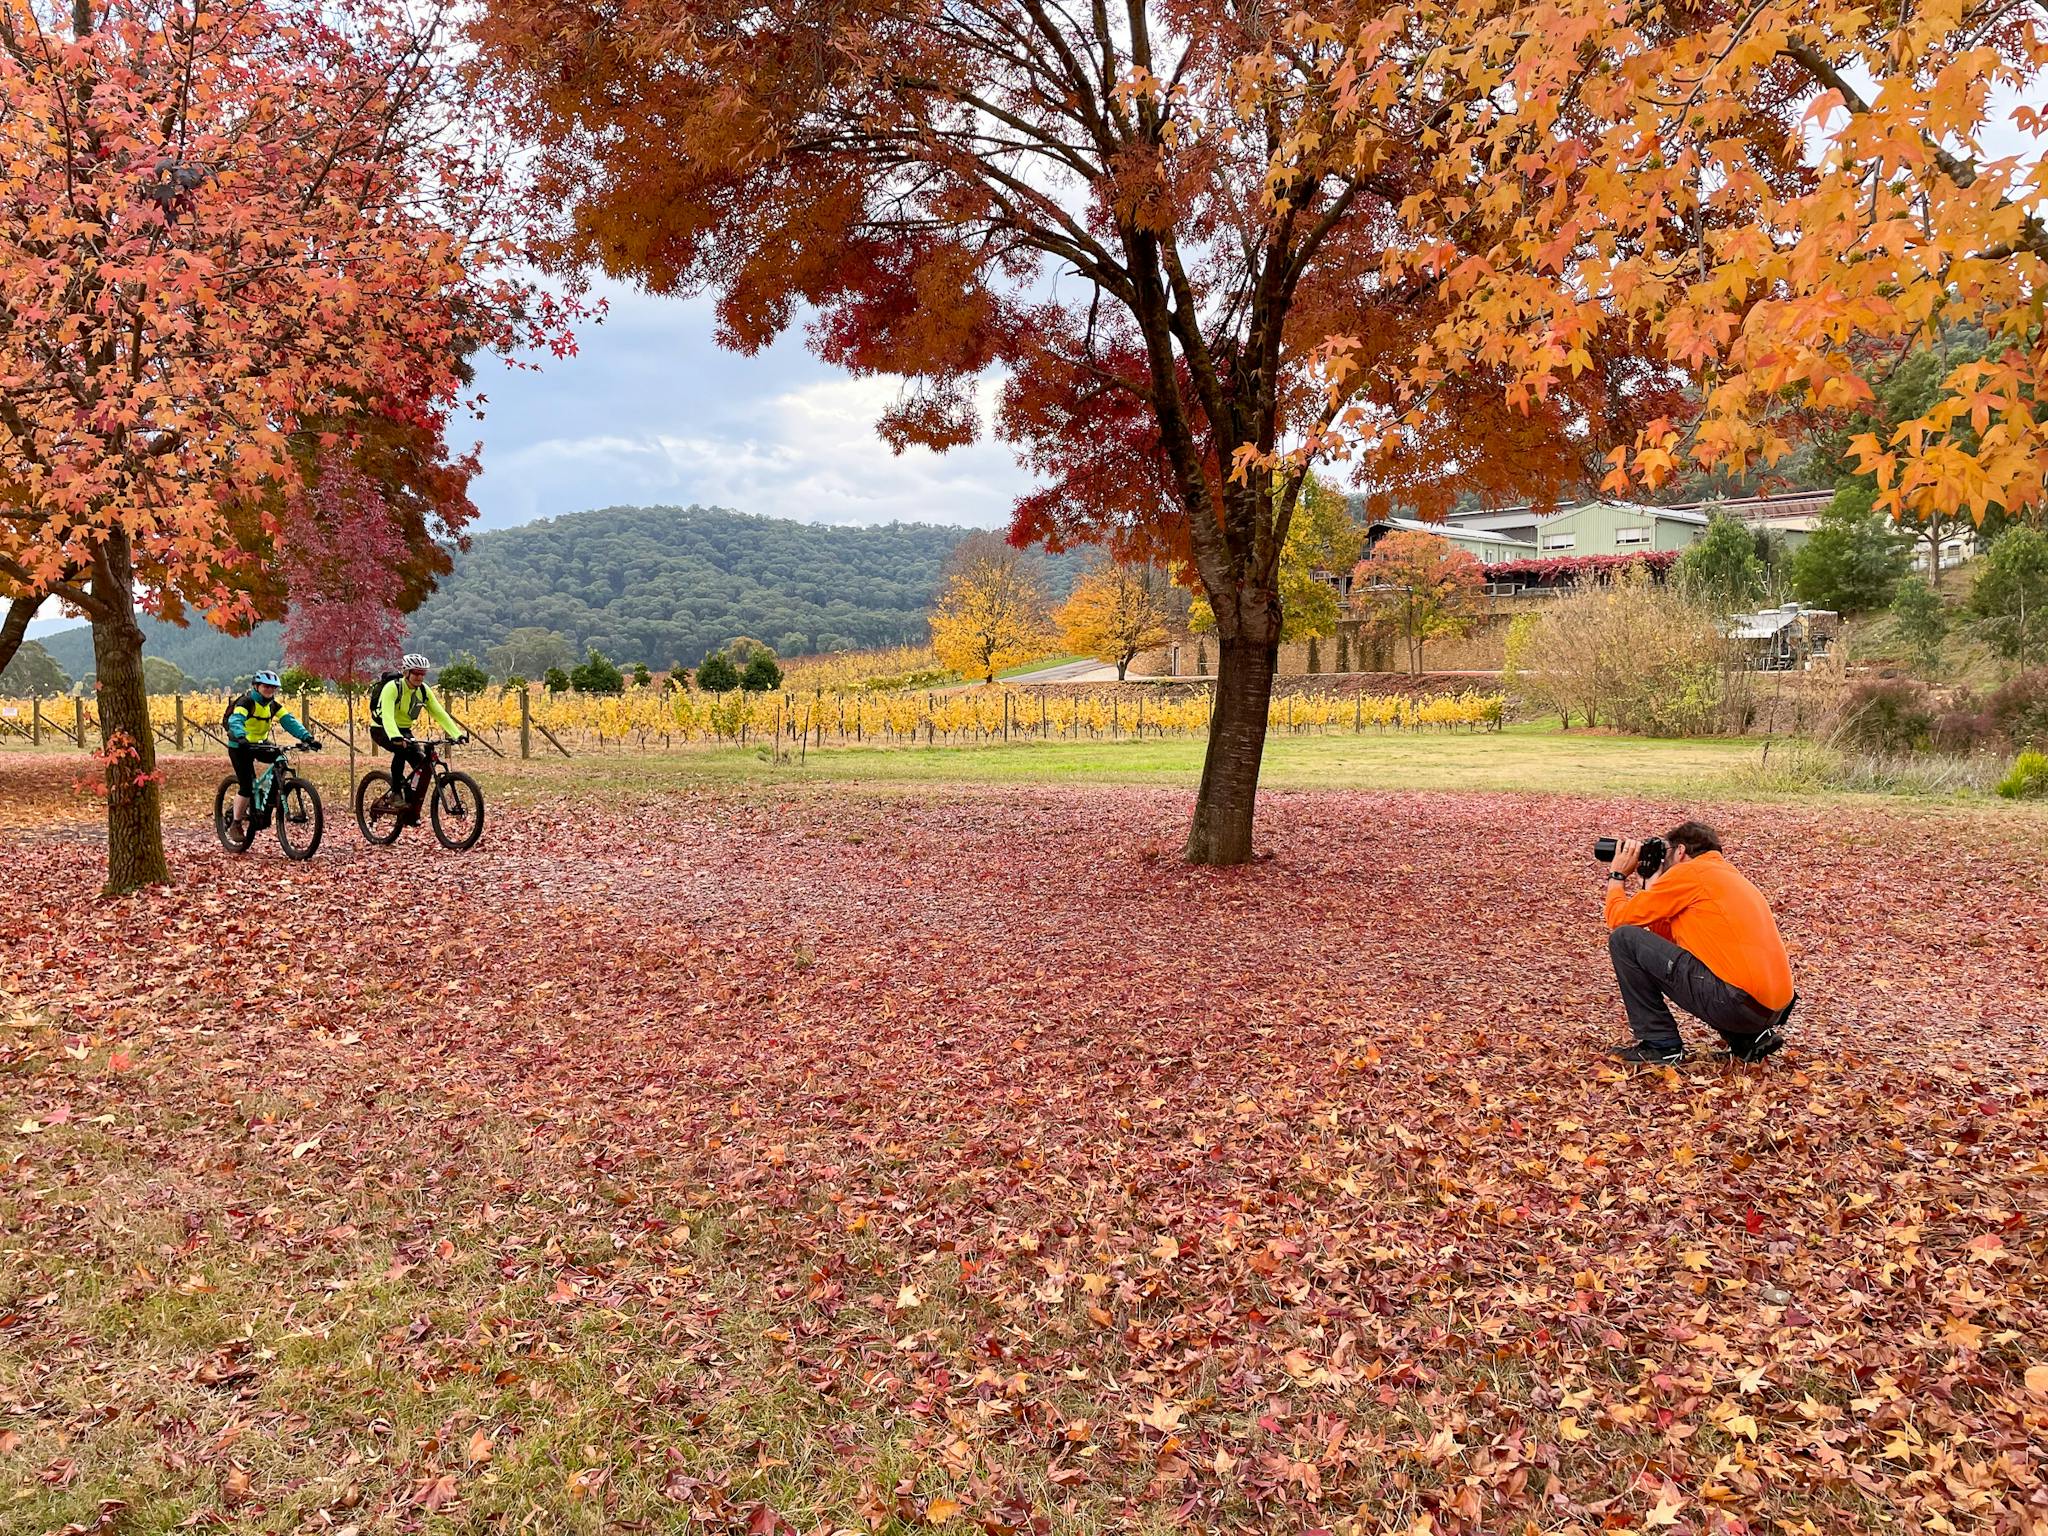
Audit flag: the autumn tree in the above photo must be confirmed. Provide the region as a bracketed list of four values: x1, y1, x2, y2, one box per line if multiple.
[0, 0, 563, 892]
[281, 452, 412, 782]
[1350, 534, 1484, 675]
[929, 534, 1052, 685]
[1805, 328, 2013, 587]
[475, 0, 2043, 861]
[1057, 561, 1174, 681]
[1189, 478, 1365, 646]
[473, 0, 1685, 863]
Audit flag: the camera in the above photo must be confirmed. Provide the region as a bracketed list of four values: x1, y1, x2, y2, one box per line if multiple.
[1594, 835, 1666, 881]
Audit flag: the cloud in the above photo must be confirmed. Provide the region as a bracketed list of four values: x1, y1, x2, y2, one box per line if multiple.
[466, 281, 1035, 532]
[481, 370, 1032, 531]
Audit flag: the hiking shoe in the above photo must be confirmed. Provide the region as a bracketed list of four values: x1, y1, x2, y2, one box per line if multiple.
[1728, 1027, 1786, 1064]
[1612, 1042, 1686, 1065]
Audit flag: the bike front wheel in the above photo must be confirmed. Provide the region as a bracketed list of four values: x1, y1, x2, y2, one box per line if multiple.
[214, 777, 254, 854]
[356, 770, 405, 845]
[276, 777, 324, 860]
[429, 770, 485, 851]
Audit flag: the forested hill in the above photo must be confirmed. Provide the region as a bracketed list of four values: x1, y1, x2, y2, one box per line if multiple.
[412, 505, 1006, 668]
[37, 505, 1078, 685]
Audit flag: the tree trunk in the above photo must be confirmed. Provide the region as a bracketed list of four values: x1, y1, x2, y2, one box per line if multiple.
[0, 591, 36, 677]
[1184, 630, 1279, 865]
[91, 531, 171, 894]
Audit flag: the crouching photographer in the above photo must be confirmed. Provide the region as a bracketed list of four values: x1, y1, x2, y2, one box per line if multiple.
[1598, 822, 1796, 1065]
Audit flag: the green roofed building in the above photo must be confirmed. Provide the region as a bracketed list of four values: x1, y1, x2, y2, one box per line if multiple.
[1447, 499, 1709, 555]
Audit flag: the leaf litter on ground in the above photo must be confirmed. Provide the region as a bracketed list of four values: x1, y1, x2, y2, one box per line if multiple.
[1, 754, 2045, 1534]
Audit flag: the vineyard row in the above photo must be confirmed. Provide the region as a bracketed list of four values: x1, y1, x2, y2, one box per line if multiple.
[3, 686, 1507, 756]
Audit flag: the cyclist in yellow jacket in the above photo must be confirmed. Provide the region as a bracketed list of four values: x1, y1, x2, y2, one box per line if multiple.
[370, 654, 465, 825]
[225, 670, 320, 838]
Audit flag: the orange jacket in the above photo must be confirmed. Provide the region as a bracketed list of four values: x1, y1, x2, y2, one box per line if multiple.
[1605, 851, 1794, 1011]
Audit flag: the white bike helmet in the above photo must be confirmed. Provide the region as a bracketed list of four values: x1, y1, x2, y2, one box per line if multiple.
[401, 653, 431, 671]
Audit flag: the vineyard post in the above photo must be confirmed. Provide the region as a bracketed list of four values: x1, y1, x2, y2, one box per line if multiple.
[74, 697, 86, 746]
[1354, 692, 1362, 733]
[174, 694, 185, 750]
[31, 698, 41, 746]
[519, 687, 531, 760]
[1112, 698, 1118, 740]
[1137, 695, 1144, 737]
[1003, 692, 1010, 743]
[926, 692, 934, 746]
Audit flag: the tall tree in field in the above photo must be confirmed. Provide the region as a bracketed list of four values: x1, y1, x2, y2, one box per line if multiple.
[1057, 561, 1177, 682]
[476, 0, 2043, 861]
[473, 0, 1681, 863]
[929, 533, 1052, 685]
[0, 0, 566, 892]
[1350, 533, 1484, 675]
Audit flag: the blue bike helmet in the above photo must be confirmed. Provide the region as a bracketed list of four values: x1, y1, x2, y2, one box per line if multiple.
[253, 670, 282, 688]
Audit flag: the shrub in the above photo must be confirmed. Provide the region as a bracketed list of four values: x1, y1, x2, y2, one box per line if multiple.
[1487, 549, 1680, 589]
[740, 651, 785, 692]
[1675, 511, 1767, 609]
[436, 652, 490, 697]
[569, 648, 625, 695]
[1997, 749, 2048, 800]
[542, 666, 570, 694]
[1833, 678, 1935, 753]
[1984, 670, 2048, 749]
[1889, 575, 1948, 674]
[696, 650, 740, 693]
[632, 661, 652, 688]
[1501, 574, 1732, 735]
[1929, 693, 1993, 755]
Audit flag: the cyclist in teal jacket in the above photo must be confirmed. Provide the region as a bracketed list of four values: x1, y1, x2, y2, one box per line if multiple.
[226, 670, 320, 837]
[370, 654, 465, 825]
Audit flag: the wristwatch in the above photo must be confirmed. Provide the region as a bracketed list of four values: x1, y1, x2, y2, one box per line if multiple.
[1609, 871, 1629, 882]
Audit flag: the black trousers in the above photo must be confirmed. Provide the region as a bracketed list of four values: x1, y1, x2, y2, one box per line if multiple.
[377, 735, 431, 807]
[1609, 925, 1778, 1052]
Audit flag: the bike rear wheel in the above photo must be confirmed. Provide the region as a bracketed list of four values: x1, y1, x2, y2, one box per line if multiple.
[356, 770, 405, 845]
[214, 777, 254, 854]
[429, 770, 485, 851]
[276, 777, 324, 860]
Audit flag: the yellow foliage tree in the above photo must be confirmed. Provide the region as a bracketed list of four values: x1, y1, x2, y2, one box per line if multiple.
[1056, 561, 1175, 680]
[928, 532, 1052, 683]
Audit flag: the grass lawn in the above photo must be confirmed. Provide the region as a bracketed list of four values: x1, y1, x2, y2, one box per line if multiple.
[3, 751, 2045, 1534]
[461, 721, 2037, 816]
[995, 654, 1093, 680]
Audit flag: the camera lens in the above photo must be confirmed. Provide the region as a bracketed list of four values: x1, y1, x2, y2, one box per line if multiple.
[1593, 837, 1619, 863]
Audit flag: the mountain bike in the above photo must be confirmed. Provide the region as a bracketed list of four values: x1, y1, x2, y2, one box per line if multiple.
[355, 738, 484, 851]
[214, 744, 325, 860]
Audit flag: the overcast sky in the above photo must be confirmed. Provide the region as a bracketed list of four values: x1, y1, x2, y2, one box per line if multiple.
[11, 90, 2041, 639]
[466, 281, 1033, 535]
